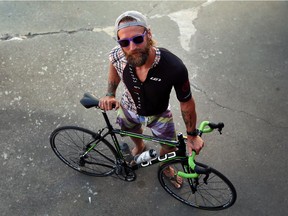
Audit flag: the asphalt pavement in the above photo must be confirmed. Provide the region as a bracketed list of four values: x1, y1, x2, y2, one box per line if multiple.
[1, 1, 288, 216]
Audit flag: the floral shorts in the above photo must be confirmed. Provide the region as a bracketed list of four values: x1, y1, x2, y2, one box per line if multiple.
[116, 105, 176, 140]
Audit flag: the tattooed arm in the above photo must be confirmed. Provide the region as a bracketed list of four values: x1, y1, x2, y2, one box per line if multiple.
[99, 63, 121, 110]
[107, 62, 121, 96]
[180, 97, 204, 155]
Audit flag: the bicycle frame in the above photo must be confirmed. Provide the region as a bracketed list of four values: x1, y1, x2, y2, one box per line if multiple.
[93, 110, 187, 170]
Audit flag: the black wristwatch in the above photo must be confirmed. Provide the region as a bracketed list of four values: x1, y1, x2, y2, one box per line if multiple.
[187, 129, 201, 137]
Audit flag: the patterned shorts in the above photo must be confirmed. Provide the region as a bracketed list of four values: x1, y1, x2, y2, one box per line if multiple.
[116, 105, 176, 140]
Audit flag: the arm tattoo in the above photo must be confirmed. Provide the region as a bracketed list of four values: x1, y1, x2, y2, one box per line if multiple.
[107, 81, 118, 93]
[181, 110, 193, 129]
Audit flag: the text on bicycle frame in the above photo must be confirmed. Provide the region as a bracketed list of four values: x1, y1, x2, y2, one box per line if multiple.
[139, 151, 177, 167]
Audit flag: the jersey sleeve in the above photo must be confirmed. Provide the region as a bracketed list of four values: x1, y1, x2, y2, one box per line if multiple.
[173, 64, 192, 102]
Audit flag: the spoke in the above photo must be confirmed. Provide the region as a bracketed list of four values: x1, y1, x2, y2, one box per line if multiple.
[90, 146, 116, 163]
[56, 137, 81, 152]
[195, 179, 231, 206]
[73, 129, 94, 148]
[58, 131, 82, 149]
[196, 189, 220, 206]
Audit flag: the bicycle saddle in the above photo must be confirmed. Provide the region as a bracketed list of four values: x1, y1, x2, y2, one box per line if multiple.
[80, 93, 99, 108]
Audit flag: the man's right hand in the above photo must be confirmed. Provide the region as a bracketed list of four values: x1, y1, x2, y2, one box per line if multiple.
[99, 96, 120, 111]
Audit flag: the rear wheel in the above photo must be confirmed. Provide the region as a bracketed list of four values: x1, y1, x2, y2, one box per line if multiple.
[158, 159, 237, 210]
[50, 126, 118, 176]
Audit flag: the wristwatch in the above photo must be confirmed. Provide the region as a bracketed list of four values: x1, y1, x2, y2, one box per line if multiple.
[187, 129, 201, 137]
[106, 92, 115, 97]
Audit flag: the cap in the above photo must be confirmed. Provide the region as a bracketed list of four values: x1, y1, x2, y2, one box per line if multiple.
[115, 11, 148, 36]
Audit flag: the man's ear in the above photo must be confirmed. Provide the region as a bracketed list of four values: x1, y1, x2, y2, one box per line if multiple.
[147, 29, 152, 38]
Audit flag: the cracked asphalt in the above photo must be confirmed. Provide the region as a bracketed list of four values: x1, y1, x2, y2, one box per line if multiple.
[1, 1, 288, 216]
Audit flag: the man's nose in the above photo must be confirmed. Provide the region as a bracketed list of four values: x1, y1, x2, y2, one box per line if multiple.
[128, 41, 137, 51]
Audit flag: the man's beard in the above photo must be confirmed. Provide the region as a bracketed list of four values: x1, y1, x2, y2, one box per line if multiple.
[124, 44, 150, 67]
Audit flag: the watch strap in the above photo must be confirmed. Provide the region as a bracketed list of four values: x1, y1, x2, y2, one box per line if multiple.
[106, 92, 115, 97]
[187, 129, 200, 136]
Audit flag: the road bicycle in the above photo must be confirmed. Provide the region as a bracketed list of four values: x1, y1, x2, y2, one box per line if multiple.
[50, 92, 237, 210]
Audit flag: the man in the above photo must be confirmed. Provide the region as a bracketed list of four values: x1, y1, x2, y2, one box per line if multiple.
[99, 11, 204, 188]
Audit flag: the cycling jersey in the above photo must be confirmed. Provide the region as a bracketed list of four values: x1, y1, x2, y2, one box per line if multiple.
[109, 46, 192, 116]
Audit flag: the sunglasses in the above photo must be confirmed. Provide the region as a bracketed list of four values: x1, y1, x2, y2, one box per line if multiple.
[117, 31, 147, 48]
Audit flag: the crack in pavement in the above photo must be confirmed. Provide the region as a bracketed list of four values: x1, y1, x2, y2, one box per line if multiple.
[0, 27, 95, 41]
[191, 83, 287, 128]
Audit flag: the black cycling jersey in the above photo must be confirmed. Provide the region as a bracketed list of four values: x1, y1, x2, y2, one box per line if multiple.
[122, 48, 192, 116]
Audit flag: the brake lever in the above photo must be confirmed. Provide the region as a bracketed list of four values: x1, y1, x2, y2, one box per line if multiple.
[203, 173, 210, 184]
[218, 128, 223, 135]
[217, 122, 224, 135]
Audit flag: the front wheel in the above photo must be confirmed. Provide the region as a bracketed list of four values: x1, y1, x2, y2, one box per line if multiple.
[158, 159, 237, 210]
[50, 126, 118, 176]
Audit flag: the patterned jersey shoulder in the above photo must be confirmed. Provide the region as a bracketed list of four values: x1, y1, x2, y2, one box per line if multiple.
[109, 46, 126, 66]
[109, 46, 127, 79]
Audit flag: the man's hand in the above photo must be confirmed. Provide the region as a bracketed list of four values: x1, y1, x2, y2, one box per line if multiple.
[99, 96, 120, 111]
[186, 135, 204, 156]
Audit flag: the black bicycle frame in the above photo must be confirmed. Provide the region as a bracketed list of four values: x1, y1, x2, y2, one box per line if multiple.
[99, 110, 187, 169]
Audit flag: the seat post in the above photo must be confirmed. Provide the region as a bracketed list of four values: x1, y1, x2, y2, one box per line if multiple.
[101, 110, 114, 131]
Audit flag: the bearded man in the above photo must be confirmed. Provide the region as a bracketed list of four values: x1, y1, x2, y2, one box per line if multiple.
[99, 11, 204, 188]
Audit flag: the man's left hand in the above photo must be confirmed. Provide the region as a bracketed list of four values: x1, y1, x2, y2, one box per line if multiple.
[186, 136, 204, 155]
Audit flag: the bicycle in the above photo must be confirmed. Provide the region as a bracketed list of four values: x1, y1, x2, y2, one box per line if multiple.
[50, 92, 237, 210]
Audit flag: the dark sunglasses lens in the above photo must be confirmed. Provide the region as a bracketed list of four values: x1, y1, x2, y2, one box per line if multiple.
[118, 40, 130, 47]
[133, 35, 144, 44]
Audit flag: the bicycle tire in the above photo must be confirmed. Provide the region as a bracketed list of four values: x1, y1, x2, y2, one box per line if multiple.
[158, 159, 237, 210]
[50, 126, 118, 177]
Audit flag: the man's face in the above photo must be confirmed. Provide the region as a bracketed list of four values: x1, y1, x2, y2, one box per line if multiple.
[117, 26, 151, 67]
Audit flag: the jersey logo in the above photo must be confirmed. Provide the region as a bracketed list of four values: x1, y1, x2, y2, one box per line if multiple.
[150, 77, 162, 82]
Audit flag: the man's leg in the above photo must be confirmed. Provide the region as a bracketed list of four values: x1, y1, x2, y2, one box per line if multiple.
[130, 127, 146, 156]
[149, 110, 183, 188]
[161, 145, 183, 188]
[116, 106, 146, 156]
